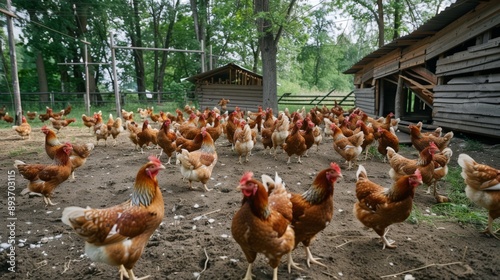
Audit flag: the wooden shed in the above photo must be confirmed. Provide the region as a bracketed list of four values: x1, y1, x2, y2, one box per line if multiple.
[344, 0, 500, 138]
[185, 63, 263, 112]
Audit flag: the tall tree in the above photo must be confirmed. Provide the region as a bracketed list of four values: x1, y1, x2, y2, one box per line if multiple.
[254, 0, 297, 112]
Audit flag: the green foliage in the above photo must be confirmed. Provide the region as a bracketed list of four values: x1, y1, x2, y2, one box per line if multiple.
[463, 138, 484, 152]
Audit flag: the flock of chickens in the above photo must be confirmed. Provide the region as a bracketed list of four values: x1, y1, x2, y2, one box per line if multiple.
[7, 99, 500, 280]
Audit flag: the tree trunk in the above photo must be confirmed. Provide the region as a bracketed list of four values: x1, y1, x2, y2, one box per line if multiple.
[36, 51, 49, 104]
[131, 0, 146, 99]
[393, 0, 402, 40]
[158, 0, 180, 93]
[377, 0, 384, 47]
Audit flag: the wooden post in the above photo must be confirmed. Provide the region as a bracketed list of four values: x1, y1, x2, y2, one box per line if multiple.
[395, 73, 404, 119]
[3, 0, 22, 125]
[110, 32, 121, 118]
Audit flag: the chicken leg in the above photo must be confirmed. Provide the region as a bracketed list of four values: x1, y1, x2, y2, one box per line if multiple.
[242, 263, 253, 280]
[381, 228, 396, 249]
[483, 216, 500, 240]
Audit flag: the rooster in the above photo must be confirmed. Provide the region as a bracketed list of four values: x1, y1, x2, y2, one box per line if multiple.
[231, 172, 294, 280]
[354, 165, 422, 249]
[177, 128, 217, 191]
[12, 116, 31, 140]
[14, 143, 73, 206]
[458, 154, 500, 239]
[288, 163, 343, 272]
[61, 156, 165, 280]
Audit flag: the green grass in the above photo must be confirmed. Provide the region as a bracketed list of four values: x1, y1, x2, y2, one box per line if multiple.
[462, 137, 484, 152]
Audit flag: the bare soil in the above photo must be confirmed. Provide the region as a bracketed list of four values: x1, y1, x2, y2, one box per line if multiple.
[0, 124, 499, 280]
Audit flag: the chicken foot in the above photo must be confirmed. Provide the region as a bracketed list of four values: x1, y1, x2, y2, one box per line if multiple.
[381, 228, 396, 249]
[119, 265, 150, 280]
[305, 247, 327, 268]
[287, 252, 304, 273]
[43, 196, 57, 206]
[483, 216, 500, 240]
[242, 263, 254, 280]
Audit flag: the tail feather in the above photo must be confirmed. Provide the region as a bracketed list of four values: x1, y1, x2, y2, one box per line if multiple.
[356, 165, 367, 180]
[386, 146, 396, 160]
[14, 160, 25, 168]
[61, 206, 86, 227]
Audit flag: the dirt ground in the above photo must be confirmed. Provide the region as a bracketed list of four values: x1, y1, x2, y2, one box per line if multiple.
[0, 123, 499, 280]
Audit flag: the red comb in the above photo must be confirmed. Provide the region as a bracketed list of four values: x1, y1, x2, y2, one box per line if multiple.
[240, 172, 254, 185]
[414, 169, 422, 180]
[148, 155, 162, 166]
[330, 162, 341, 173]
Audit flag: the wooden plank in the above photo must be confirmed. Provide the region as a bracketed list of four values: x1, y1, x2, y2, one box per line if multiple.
[433, 119, 500, 138]
[433, 103, 500, 117]
[446, 73, 500, 84]
[406, 66, 437, 85]
[434, 83, 500, 92]
[438, 60, 500, 76]
[437, 45, 500, 66]
[434, 96, 500, 104]
[374, 59, 399, 79]
[433, 113, 499, 127]
[436, 53, 500, 74]
[426, 2, 500, 59]
[468, 37, 500, 52]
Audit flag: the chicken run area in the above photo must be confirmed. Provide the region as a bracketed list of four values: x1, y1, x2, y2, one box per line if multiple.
[0, 109, 499, 280]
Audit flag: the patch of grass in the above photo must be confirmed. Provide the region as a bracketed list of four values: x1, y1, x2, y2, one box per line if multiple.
[9, 147, 28, 157]
[462, 137, 484, 152]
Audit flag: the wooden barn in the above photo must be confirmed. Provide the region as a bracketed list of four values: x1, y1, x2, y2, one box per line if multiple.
[344, 0, 500, 138]
[185, 63, 263, 112]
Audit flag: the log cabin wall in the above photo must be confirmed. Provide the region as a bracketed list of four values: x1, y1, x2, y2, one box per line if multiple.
[197, 84, 263, 112]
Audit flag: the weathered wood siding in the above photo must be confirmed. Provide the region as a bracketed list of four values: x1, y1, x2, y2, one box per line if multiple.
[436, 37, 500, 76]
[196, 84, 263, 112]
[354, 88, 376, 115]
[433, 74, 500, 138]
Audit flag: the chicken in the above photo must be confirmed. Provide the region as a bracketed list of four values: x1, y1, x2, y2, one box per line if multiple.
[271, 114, 290, 159]
[331, 123, 364, 170]
[93, 113, 110, 146]
[0, 105, 6, 119]
[26, 111, 37, 121]
[49, 117, 76, 132]
[231, 172, 294, 280]
[458, 154, 500, 239]
[82, 113, 96, 132]
[41, 126, 94, 181]
[69, 142, 95, 181]
[62, 104, 72, 116]
[61, 155, 165, 280]
[108, 114, 124, 146]
[283, 119, 307, 164]
[234, 120, 254, 164]
[322, 117, 335, 139]
[137, 120, 158, 153]
[415, 121, 442, 137]
[300, 118, 316, 157]
[127, 121, 141, 150]
[12, 116, 31, 140]
[356, 120, 375, 160]
[430, 148, 453, 203]
[225, 112, 239, 149]
[376, 127, 399, 162]
[38, 109, 51, 122]
[2, 112, 14, 123]
[175, 131, 203, 154]
[14, 143, 73, 206]
[287, 163, 343, 271]
[217, 98, 230, 112]
[354, 165, 422, 249]
[157, 119, 177, 164]
[312, 125, 322, 152]
[409, 124, 453, 152]
[206, 115, 223, 142]
[261, 120, 276, 154]
[177, 128, 217, 191]
[386, 142, 440, 198]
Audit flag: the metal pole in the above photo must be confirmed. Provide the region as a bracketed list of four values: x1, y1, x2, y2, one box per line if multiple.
[6, 0, 22, 125]
[209, 45, 212, 70]
[110, 32, 121, 118]
[84, 42, 90, 115]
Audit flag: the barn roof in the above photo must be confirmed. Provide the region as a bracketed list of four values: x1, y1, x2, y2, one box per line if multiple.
[184, 63, 262, 84]
[343, 0, 483, 74]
